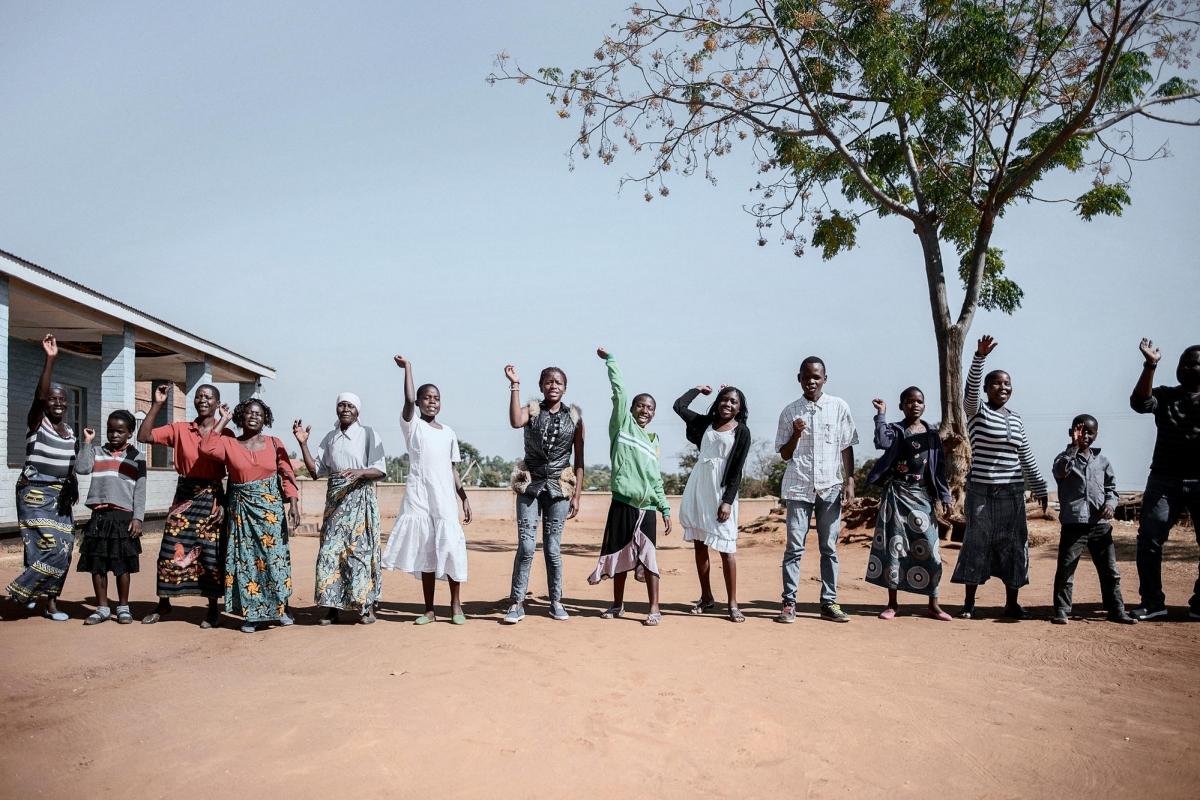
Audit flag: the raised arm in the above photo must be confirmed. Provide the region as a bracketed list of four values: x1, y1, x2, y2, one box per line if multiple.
[777, 406, 806, 461]
[198, 404, 233, 461]
[27, 334, 58, 432]
[504, 365, 530, 428]
[1130, 338, 1161, 413]
[965, 336, 997, 418]
[871, 399, 895, 450]
[138, 383, 170, 444]
[598, 348, 628, 433]
[394, 355, 416, 422]
[673, 386, 708, 424]
[75, 429, 97, 474]
[292, 420, 320, 478]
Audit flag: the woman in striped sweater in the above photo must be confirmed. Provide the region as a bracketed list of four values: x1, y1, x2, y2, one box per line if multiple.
[951, 336, 1048, 620]
[4, 334, 78, 621]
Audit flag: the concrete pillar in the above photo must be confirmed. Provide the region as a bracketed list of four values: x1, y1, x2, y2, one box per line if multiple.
[101, 326, 136, 426]
[239, 379, 261, 404]
[184, 360, 212, 421]
[0, 275, 9, 474]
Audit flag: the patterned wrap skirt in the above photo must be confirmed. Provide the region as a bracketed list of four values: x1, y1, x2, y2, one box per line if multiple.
[155, 478, 226, 598]
[865, 480, 942, 597]
[77, 508, 141, 576]
[6, 478, 75, 601]
[587, 499, 659, 584]
[315, 475, 382, 611]
[950, 481, 1030, 588]
[224, 476, 293, 622]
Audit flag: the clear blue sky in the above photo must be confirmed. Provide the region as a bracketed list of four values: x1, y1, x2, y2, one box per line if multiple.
[2, 2, 1197, 488]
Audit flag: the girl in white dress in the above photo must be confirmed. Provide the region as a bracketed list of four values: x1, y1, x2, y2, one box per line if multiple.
[674, 385, 751, 622]
[381, 356, 473, 625]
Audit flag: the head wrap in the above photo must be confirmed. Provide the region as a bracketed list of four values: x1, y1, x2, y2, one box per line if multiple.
[336, 392, 362, 414]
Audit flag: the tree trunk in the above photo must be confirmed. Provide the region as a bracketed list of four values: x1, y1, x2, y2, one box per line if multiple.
[936, 323, 969, 536]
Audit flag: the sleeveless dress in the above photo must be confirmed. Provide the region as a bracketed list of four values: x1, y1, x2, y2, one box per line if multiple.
[680, 427, 739, 553]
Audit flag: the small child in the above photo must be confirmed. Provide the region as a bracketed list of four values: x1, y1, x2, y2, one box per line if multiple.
[587, 348, 672, 626]
[76, 410, 147, 625]
[1050, 415, 1135, 624]
[381, 355, 473, 625]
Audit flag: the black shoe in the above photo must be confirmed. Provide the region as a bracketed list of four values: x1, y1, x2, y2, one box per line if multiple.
[1129, 606, 1167, 621]
[1107, 612, 1138, 624]
[1002, 604, 1027, 620]
[1051, 614, 1068, 625]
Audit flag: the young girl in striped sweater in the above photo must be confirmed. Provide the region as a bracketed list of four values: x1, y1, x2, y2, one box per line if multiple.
[951, 335, 1048, 620]
[77, 410, 147, 625]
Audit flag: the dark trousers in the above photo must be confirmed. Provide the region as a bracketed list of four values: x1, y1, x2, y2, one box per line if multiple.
[1053, 523, 1125, 617]
[1136, 474, 1200, 612]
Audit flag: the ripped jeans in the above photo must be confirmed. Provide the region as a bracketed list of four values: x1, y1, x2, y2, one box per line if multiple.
[509, 491, 569, 605]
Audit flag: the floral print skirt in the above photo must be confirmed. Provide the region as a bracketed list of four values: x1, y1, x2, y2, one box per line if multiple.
[315, 475, 381, 611]
[224, 476, 292, 622]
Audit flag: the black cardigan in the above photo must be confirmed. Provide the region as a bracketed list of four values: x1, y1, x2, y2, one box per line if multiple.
[672, 388, 752, 506]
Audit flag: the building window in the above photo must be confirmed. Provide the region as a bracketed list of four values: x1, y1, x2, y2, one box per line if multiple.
[61, 384, 86, 440]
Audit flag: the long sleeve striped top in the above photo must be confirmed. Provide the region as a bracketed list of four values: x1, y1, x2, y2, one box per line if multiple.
[75, 443, 147, 520]
[965, 354, 1048, 497]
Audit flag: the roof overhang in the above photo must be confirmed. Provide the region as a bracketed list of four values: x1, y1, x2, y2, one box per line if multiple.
[2, 249, 275, 383]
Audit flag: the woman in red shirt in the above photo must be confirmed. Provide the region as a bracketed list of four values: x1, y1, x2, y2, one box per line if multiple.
[201, 398, 299, 633]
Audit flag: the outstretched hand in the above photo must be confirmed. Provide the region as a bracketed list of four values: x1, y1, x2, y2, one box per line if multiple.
[1139, 338, 1161, 365]
[42, 333, 58, 358]
[596, 347, 609, 360]
[872, 398, 886, 414]
[292, 419, 310, 445]
[975, 335, 998, 358]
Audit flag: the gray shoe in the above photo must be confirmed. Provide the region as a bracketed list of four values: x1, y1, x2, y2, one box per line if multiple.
[502, 604, 525, 625]
[549, 602, 570, 621]
[821, 603, 851, 623]
[775, 603, 796, 624]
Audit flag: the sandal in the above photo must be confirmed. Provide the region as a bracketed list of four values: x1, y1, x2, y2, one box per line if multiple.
[643, 611, 662, 627]
[958, 605, 975, 620]
[200, 607, 221, 629]
[926, 608, 952, 622]
[84, 607, 112, 625]
[728, 607, 746, 624]
[240, 622, 258, 633]
[359, 610, 376, 625]
[878, 608, 897, 620]
[42, 609, 69, 622]
[451, 613, 467, 625]
[414, 612, 436, 625]
[142, 606, 171, 625]
[599, 605, 625, 620]
[690, 598, 716, 615]
[115, 606, 133, 624]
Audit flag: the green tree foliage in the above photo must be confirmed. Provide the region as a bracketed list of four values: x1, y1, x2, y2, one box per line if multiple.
[494, 0, 1200, 500]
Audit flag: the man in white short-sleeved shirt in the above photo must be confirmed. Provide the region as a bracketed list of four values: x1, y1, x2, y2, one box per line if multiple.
[774, 356, 858, 624]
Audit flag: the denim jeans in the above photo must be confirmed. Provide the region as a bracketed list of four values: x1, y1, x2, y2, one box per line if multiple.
[1053, 523, 1125, 616]
[510, 491, 568, 605]
[1136, 474, 1200, 611]
[781, 493, 843, 605]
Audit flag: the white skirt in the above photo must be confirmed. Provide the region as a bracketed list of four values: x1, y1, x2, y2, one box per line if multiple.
[381, 512, 468, 582]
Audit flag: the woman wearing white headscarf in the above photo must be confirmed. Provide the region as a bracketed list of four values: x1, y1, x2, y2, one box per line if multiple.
[293, 393, 387, 624]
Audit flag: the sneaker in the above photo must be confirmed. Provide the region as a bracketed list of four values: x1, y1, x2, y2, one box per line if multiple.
[549, 602, 570, 621]
[1051, 614, 1068, 625]
[1130, 606, 1168, 621]
[501, 604, 525, 625]
[1107, 612, 1137, 625]
[821, 603, 850, 623]
[775, 603, 796, 624]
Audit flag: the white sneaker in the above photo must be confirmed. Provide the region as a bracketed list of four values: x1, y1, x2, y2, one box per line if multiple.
[549, 602, 570, 621]
[501, 604, 525, 624]
[1130, 606, 1168, 621]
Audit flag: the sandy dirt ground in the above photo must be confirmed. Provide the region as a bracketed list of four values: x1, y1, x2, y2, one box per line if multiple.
[1, 515, 1198, 800]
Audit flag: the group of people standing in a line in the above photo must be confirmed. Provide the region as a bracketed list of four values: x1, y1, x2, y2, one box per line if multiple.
[5, 333, 1199, 630]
